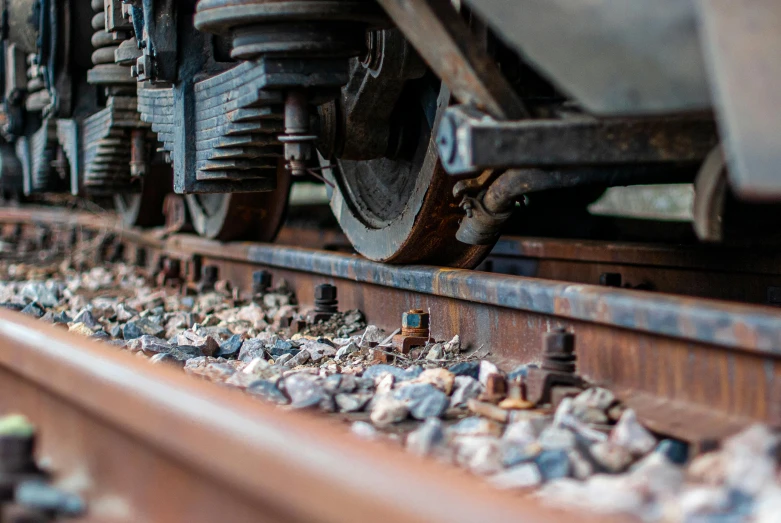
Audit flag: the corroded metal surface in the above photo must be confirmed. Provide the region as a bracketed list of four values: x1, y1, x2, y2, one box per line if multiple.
[0, 310, 599, 523]
[1, 207, 780, 441]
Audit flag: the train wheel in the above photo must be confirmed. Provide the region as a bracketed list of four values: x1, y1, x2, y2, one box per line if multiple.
[114, 166, 171, 227]
[185, 163, 292, 242]
[325, 83, 490, 268]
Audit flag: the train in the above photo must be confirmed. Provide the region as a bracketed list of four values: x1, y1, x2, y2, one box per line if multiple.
[0, 0, 778, 268]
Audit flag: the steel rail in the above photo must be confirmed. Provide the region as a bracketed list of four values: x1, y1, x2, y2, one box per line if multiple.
[1, 207, 780, 443]
[0, 310, 614, 523]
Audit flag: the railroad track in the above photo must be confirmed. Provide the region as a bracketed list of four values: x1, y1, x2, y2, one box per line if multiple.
[0, 206, 779, 521]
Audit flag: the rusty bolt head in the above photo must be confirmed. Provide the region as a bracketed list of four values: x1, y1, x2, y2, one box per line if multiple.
[402, 309, 429, 330]
[543, 328, 574, 354]
[315, 283, 337, 301]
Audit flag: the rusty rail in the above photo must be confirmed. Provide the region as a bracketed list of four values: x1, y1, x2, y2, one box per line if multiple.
[2, 207, 780, 445]
[0, 309, 605, 523]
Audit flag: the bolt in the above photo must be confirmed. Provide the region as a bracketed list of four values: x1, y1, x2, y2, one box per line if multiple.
[541, 328, 576, 374]
[252, 270, 272, 295]
[314, 284, 338, 313]
[599, 272, 622, 287]
[401, 309, 430, 338]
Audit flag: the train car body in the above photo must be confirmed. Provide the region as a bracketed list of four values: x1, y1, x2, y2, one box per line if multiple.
[0, 0, 778, 266]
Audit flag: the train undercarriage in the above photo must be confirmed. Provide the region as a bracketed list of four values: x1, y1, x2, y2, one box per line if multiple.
[0, 0, 779, 267]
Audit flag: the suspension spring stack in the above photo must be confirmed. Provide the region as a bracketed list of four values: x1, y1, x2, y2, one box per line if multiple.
[83, 0, 147, 194]
[24, 54, 57, 193]
[193, 0, 387, 177]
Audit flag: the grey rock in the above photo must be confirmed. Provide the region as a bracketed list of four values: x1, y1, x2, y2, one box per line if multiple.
[335, 373, 357, 393]
[502, 442, 542, 468]
[20, 282, 59, 307]
[52, 311, 72, 325]
[323, 374, 342, 394]
[449, 376, 482, 408]
[448, 361, 480, 379]
[503, 417, 549, 445]
[284, 374, 325, 409]
[610, 408, 656, 456]
[237, 338, 266, 363]
[150, 353, 184, 368]
[287, 349, 310, 367]
[126, 335, 172, 356]
[406, 418, 445, 457]
[363, 364, 411, 381]
[91, 330, 110, 340]
[454, 436, 503, 475]
[216, 335, 243, 358]
[302, 341, 337, 363]
[572, 387, 616, 411]
[122, 318, 164, 340]
[73, 310, 101, 330]
[538, 426, 577, 451]
[247, 380, 289, 405]
[169, 345, 203, 361]
[0, 303, 24, 312]
[115, 303, 139, 322]
[335, 392, 373, 412]
[489, 463, 542, 489]
[448, 416, 503, 437]
[109, 324, 122, 338]
[275, 353, 293, 366]
[589, 441, 633, 473]
[335, 342, 358, 361]
[21, 302, 45, 318]
[425, 343, 444, 360]
[393, 383, 448, 420]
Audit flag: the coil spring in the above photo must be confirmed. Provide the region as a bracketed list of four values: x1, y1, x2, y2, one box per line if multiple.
[87, 0, 135, 90]
[83, 0, 142, 193]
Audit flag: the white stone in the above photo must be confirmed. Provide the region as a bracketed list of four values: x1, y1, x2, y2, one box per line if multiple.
[375, 373, 394, 394]
[675, 486, 730, 520]
[406, 418, 445, 457]
[503, 418, 548, 446]
[755, 483, 781, 523]
[242, 357, 270, 375]
[628, 452, 684, 498]
[489, 463, 542, 489]
[723, 424, 781, 496]
[572, 387, 615, 411]
[453, 436, 503, 475]
[478, 360, 499, 387]
[370, 397, 408, 427]
[610, 408, 656, 456]
[537, 475, 645, 515]
[443, 335, 461, 354]
[351, 421, 378, 440]
[538, 426, 576, 450]
[589, 441, 633, 473]
[449, 376, 482, 408]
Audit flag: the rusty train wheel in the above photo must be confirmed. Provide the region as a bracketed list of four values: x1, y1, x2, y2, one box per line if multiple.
[114, 166, 171, 228]
[185, 162, 292, 242]
[324, 83, 490, 268]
